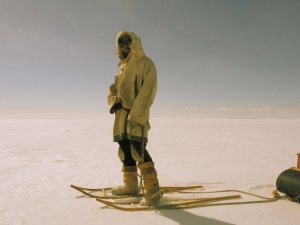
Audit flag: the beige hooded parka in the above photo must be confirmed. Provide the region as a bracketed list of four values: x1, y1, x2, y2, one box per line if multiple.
[107, 30, 157, 143]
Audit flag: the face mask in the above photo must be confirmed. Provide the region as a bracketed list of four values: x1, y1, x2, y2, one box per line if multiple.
[118, 36, 132, 48]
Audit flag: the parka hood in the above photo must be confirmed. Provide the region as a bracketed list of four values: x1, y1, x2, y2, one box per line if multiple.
[116, 30, 145, 58]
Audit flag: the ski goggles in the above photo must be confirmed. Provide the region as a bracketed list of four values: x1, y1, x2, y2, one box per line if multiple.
[118, 36, 132, 48]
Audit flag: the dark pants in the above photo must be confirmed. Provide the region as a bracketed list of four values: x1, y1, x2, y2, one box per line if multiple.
[118, 138, 153, 166]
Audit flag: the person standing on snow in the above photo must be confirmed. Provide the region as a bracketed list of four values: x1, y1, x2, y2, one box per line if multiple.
[107, 30, 161, 205]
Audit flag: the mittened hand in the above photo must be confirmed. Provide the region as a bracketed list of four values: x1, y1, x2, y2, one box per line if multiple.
[111, 103, 123, 114]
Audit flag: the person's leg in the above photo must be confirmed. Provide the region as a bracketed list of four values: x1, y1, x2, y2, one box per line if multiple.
[111, 139, 139, 195]
[129, 140, 152, 164]
[118, 139, 136, 166]
[138, 161, 161, 205]
[129, 140, 161, 205]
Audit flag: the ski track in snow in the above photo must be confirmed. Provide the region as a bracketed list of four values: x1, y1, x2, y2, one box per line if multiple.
[1, 117, 300, 225]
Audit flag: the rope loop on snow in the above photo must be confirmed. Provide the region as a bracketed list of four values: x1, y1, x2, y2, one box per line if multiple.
[272, 190, 281, 199]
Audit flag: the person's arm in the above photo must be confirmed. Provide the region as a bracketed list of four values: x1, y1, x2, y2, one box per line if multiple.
[107, 81, 122, 114]
[128, 60, 157, 126]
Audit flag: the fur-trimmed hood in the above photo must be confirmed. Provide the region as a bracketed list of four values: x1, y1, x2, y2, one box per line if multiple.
[115, 30, 145, 58]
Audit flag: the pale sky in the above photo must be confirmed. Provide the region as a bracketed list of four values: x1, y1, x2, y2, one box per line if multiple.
[1, 0, 300, 118]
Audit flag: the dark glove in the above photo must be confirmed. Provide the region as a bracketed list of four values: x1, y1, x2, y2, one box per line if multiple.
[111, 103, 123, 114]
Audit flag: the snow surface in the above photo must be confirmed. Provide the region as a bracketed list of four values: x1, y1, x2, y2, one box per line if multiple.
[1, 116, 300, 225]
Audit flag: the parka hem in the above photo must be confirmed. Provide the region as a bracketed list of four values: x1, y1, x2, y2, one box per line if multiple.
[113, 134, 148, 143]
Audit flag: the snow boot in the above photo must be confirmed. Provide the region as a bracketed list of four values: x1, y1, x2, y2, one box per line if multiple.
[138, 162, 162, 205]
[111, 166, 140, 196]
